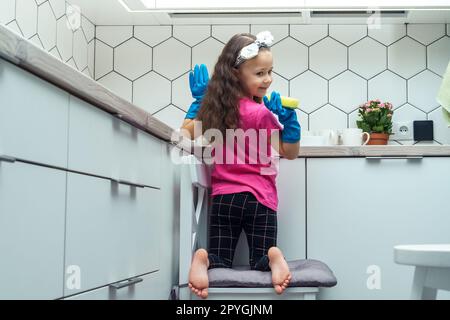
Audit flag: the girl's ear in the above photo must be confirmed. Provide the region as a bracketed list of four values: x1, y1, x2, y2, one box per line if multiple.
[232, 67, 240, 77]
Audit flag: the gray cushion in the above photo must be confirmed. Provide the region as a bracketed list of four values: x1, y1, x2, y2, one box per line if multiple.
[208, 259, 337, 288]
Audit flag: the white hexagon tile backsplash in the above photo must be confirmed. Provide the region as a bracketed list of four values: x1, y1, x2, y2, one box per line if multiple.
[0, 0, 448, 143]
[76, 22, 450, 144]
[1, 0, 95, 78]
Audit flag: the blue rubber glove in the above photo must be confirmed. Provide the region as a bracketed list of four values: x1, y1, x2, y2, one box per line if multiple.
[263, 91, 301, 143]
[185, 64, 209, 119]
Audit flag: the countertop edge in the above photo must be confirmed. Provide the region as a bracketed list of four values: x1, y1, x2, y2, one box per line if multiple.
[183, 145, 450, 158]
[296, 145, 450, 157]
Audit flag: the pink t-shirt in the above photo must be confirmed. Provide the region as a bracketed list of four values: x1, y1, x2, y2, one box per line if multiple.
[210, 97, 283, 211]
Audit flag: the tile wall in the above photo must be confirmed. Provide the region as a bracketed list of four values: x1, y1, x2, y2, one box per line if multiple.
[0, 0, 95, 79]
[94, 24, 450, 144]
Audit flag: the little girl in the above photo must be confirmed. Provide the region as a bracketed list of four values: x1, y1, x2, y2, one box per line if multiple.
[181, 31, 301, 299]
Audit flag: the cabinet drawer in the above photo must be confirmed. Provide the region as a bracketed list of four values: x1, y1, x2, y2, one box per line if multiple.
[68, 96, 162, 188]
[64, 271, 161, 300]
[0, 159, 65, 299]
[0, 59, 69, 168]
[64, 172, 160, 296]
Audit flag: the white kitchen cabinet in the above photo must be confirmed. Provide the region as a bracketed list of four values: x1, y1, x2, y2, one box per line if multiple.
[0, 59, 69, 168]
[0, 159, 65, 299]
[68, 96, 162, 188]
[63, 271, 161, 300]
[64, 172, 160, 296]
[277, 158, 307, 260]
[306, 157, 450, 299]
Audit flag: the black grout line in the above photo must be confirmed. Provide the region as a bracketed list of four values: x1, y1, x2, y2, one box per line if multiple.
[93, 25, 97, 79]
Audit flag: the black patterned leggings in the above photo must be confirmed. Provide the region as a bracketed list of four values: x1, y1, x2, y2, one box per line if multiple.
[208, 192, 277, 271]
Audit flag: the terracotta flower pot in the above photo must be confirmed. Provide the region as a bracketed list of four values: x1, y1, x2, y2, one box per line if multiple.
[367, 133, 389, 145]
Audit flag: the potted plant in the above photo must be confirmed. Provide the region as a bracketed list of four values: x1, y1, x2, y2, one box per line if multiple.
[356, 99, 394, 145]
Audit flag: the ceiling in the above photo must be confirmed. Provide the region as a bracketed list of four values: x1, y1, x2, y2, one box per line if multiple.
[68, 0, 450, 25]
[67, 0, 169, 25]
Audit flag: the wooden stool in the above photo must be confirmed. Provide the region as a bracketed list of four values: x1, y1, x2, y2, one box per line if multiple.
[394, 244, 450, 300]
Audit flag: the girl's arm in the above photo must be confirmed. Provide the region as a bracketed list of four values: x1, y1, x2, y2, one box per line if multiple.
[279, 139, 300, 160]
[180, 119, 197, 140]
[270, 133, 300, 160]
[264, 92, 301, 159]
[181, 64, 209, 140]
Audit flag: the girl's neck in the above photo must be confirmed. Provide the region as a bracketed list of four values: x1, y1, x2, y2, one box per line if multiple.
[240, 94, 257, 101]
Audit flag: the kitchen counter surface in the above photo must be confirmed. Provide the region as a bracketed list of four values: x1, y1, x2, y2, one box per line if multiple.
[184, 143, 450, 158]
[2, 25, 450, 158]
[296, 145, 450, 157]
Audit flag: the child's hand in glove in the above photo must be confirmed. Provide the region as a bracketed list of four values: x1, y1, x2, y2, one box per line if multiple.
[263, 91, 301, 143]
[189, 64, 209, 101]
[185, 64, 210, 119]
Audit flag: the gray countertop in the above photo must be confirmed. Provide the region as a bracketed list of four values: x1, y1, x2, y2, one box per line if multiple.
[185, 143, 450, 158]
[2, 24, 450, 157]
[297, 145, 450, 157]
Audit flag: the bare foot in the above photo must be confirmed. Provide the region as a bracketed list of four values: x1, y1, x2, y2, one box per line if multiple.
[268, 247, 291, 294]
[188, 249, 210, 299]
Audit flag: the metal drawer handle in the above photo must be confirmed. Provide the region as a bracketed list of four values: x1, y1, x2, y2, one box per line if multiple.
[0, 155, 16, 163]
[365, 156, 423, 160]
[111, 178, 145, 188]
[109, 277, 143, 290]
[112, 114, 138, 139]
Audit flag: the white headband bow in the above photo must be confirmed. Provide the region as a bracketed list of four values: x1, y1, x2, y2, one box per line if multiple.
[234, 31, 274, 67]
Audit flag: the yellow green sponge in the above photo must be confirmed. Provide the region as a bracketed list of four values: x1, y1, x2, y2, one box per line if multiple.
[265, 95, 299, 109]
[280, 96, 299, 109]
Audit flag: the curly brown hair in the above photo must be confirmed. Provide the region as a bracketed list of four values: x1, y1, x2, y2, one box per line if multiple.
[196, 33, 270, 137]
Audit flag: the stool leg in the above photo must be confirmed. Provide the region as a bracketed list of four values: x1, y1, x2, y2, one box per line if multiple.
[303, 292, 316, 300]
[422, 287, 437, 300]
[411, 266, 435, 300]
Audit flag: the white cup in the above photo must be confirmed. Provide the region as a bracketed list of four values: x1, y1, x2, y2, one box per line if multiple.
[320, 129, 339, 146]
[341, 128, 370, 146]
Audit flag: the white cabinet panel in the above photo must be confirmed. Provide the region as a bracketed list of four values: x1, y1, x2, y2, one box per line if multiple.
[307, 157, 450, 299]
[277, 158, 306, 260]
[0, 160, 65, 299]
[68, 96, 162, 188]
[0, 59, 69, 168]
[64, 172, 160, 296]
[64, 271, 160, 300]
